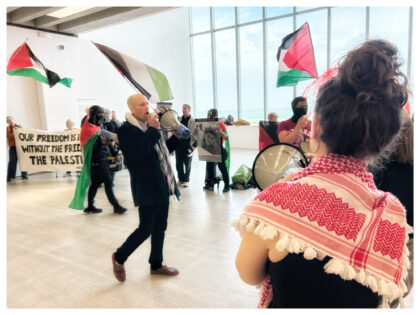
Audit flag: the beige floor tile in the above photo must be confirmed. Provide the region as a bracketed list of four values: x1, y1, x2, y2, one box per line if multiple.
[7, 149, 260, 308]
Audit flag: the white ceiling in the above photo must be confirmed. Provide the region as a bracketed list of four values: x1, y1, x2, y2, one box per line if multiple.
[7, 6, 176, 35]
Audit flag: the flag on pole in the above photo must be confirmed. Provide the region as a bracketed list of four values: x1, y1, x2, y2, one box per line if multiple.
[7, 42, 73, 88]
[93, 42, 173, 103]
[277, 23, 318, 87]
[259, 121, 280, 151]
[69, 119, 99, 210]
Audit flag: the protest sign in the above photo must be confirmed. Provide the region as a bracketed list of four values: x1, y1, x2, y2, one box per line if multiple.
[14, 127, 83, 172]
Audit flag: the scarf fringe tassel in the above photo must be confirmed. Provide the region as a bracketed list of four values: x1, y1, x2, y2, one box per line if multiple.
[231, 216, 411, 302]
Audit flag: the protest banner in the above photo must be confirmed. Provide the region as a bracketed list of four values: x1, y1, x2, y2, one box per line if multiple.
[14, 127, 83, 172]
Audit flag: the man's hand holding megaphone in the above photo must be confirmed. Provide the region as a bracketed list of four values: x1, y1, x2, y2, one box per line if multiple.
[147, 110, 160, 130]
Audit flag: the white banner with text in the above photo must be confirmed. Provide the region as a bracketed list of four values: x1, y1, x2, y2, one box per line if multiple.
[14, 127, 83, 172]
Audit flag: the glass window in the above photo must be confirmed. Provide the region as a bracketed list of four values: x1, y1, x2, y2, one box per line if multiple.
[296, 7, 315, 12]
[191, 34, 213, 118]
[370, 7, 410, 78]
[266, 7, 293, 18]
[213, 7, 235, 29]
[191, 7, 210, 33]
[331, 7, 366, 67]
[238, 7, 262, 24]
[266, 17, 294, 121]
[215, 29, 238, 119]
[295, 9, 328, 111]
[239, 23, 264, 121]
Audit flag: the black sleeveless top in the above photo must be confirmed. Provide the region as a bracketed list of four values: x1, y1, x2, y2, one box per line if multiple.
[267, 253, 380, 308]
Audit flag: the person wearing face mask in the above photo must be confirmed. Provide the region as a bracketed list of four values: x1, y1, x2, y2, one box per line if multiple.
[83, 105, 127, 214]
[277, 96, 311, 147]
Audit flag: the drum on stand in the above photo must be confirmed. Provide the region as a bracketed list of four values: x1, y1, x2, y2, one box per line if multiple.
[252, 143, 308, 191]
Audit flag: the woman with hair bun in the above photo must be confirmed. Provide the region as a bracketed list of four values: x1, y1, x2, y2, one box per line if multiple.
[233, 39, 412, 308]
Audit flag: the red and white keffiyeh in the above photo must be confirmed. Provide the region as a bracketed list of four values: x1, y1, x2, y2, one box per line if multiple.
[232, 153, 412, 308]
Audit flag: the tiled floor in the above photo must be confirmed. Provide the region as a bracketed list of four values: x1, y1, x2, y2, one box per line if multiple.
[7, 148, 414, 308]
[7, 149, 260, 308]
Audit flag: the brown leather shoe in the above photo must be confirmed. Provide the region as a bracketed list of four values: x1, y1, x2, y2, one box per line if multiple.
[112, 253, 126, 282]
[150, 265, 179, 276]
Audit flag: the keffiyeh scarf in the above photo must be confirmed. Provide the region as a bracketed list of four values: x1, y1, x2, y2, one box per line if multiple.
[232, 153, 412, 308]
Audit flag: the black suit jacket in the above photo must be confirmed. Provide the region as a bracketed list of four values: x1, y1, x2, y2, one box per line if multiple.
[117, 121, 178, 207]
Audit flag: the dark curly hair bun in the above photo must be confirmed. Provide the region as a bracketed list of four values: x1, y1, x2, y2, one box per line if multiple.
[315, 39, 409, 159]
[337, 40, 407, 109]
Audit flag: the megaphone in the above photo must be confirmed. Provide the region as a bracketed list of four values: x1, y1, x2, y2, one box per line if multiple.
[99, 127, 118, 143]
[159, 110, 190, 139]
[252, 143, 308, 190]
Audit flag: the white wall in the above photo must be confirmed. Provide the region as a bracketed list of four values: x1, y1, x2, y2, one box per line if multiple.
[79, 7, 193, 118]
[7, 26, 79, 131]
[7, 7, 193, 132]
[226, 125, 259, 150]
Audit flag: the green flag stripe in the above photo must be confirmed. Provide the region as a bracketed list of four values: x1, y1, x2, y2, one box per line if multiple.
[223, 130, 230, 175]
[144, 64, 173, 101]
[277, 68, 314, 87]
[69, 134, 98, 210]
[8, 68, 73, 88]
[58, 77, 73, 88]
[7, 68, 49, 84]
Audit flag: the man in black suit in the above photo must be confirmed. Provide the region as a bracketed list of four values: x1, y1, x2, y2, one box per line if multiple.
[111, 94, 180, 281]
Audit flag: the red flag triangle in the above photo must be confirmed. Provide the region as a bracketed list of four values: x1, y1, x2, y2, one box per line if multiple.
[283, 23, 318, 78]
[7, 43, 33, 71]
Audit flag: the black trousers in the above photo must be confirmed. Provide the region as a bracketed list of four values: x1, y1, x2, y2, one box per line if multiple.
[175, 149, 192, 182]
[114, 189, 169, 268]
[7, 146, 28, 180]
[205, 160, 229, 187]
[87, 162, 119, 207]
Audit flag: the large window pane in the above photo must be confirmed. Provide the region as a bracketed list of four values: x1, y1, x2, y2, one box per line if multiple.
[266, 17, 294, 121]
[192, 34, 213, 118]
[331, 7, 366, 67]
[215, 29, 237, 119]
[297, 7, 315, 12]
[238, 7, 262, 24]
[266, 7, 293, 18]
[191, 7, 210, 33]
[370, 7, 410, 79]
[239, 23, 264, 121]
[214, 7, 235, 29]
[296, 9, 328, 110]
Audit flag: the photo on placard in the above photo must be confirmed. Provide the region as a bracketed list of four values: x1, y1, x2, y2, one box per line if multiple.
[192, 118, 222, 162]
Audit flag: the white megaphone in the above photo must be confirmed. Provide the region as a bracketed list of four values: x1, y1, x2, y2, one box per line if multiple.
[252, 143, 308, 190]
[159, 110, 190, 139]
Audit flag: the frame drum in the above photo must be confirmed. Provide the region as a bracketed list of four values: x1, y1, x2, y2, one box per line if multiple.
[252, 143, 308, 190]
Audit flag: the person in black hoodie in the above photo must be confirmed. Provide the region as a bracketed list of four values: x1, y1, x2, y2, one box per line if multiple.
[83, 105, 127, 214]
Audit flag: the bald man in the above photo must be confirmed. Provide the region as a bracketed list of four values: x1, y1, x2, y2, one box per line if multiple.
[111, 94, 180, 282]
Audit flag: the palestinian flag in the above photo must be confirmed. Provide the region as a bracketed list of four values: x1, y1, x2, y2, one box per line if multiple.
[7, 42, 73, 88]
[93, 42, 173, 103]
[277, 23, 318, 87]
[223, 129, 230, 175]
[69, 119, 99, 210]
[259, 121, 280, 151]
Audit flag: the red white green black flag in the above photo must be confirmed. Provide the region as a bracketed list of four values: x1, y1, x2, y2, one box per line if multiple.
[69, 119, 100, 210]
[277, 22, 318, 87]
[7, 42, 73, 88]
